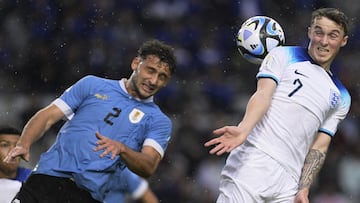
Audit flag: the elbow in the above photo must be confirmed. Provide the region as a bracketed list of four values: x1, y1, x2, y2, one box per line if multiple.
[140, 166, 157, 178]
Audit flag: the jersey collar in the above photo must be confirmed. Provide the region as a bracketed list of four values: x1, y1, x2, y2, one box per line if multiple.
[119, 78, 154, 103]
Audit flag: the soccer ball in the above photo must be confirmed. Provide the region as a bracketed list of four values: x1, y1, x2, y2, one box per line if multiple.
[236, 16, 285, 64]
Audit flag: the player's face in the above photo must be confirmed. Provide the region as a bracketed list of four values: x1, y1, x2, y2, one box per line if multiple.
[307, 16, 348, 69]
[128, 55, 171, 99]
[0, 134, 20, 175]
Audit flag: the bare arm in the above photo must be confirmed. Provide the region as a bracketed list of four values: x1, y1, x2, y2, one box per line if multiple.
[295, 132, 331, 203]
[4, 104, 64, 163]
[204, 78, 276, 155]
[94, 132, 161, 178]
[140, 188, 159, 203]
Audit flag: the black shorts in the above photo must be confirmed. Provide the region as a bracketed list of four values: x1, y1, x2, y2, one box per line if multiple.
[12, 174, 101, 203]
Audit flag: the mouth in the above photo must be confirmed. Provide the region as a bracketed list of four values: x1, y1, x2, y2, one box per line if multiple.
[141, 83, 155, 94]
[317, 47, 329, 54]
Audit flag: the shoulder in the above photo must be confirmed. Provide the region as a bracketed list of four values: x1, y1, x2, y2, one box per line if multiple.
[78, 75, 108, 83]
[268, 46, 306, 57]
[333, 76, 351, 110]
[74, 75, 119, 89]
[265, 46, 311, 66]
[144, 104, 172, 127]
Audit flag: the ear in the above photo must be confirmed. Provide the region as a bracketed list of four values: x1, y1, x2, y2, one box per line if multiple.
[307, 27, 311, 39]
[341, 35, 348, 47]
[131, 57, 141, 71]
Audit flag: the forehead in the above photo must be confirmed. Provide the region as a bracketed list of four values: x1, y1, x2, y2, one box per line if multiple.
[142, 55, 171, 74]
[312, 17, 344, 34]
[0, 134, 20, 141]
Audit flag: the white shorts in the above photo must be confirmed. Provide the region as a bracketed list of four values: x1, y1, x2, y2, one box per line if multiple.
[216, 141, 298, 203]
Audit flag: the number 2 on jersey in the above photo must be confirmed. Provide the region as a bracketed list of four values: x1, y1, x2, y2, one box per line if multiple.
[104, 107, 121, 125]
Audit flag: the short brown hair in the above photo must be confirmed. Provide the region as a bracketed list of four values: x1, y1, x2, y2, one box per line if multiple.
[311, 8, 349, 36]
[137, 39, 177, 74]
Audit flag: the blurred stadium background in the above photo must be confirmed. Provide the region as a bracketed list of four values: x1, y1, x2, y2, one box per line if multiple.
[0, 1, 359, 202]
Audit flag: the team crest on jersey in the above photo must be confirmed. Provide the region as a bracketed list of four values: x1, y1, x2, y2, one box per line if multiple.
[329, 89, 340, 109]
[129, 108, 145, 123]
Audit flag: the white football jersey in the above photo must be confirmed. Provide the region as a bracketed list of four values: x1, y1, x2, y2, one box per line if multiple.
[0, 179, 21, 203]
[235, 46, 350, 181]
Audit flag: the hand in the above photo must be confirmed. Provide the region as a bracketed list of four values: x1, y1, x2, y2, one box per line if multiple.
[204, 125, 247, 156]
[3, 145, 30, 163]
[294, 188, 309, 203]
[93, 132, 123, 160]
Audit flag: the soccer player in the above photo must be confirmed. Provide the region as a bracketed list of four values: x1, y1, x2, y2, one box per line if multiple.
[205, 7, 350, 203]
[0, 126, 32, 203]
[4, 39, 176, 203]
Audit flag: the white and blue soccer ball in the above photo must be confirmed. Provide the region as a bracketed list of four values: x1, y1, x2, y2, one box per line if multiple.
[236, 16, 285, 64]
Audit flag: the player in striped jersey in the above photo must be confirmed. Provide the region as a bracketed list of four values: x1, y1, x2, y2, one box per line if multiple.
[205, 8, 350, 203]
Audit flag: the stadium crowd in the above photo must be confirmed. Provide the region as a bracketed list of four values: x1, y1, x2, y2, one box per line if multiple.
[0, 0, 359, 202]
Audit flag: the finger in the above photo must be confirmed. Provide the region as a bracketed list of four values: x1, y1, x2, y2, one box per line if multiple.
[209, 144, 223, 155]
[100, 150, 109, 158]
[96, 140, 104, 145]
[204, 138, 219, 147]
[216, 148, 226, 156]
[93, 145, 106, 152]
[3, 156, 10, 163]
[22, 153, 30, 162]
[4, 150, 18, 162]
[95, 131, 103, 139]
[111, 152, 117, 160]
[4, 154, 16, 163]
[213, 126, 227, 135]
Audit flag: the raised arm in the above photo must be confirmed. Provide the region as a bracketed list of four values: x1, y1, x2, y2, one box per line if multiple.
[4, 103, 64, 163]
[204, 77, 277, 155]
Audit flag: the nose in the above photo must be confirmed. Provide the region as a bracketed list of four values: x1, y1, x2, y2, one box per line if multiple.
[319, 35, 329, 46]
[149, 74, 159, 85]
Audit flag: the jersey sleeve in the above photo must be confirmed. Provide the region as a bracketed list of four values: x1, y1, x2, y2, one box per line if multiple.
[256, 46, 289, 84]
[143, 114, 172, 158]
[319, 82, 351, 136]
[52, 75, 97, 120]
[104, 167, 149, 201]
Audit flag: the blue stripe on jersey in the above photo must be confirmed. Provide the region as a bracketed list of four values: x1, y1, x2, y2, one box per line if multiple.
[15, 167, 32, 182]
[287, 46, 314, 65]
[330, 74, 351, 109]
[257, 74, 279, 84]
[275, 46, 319, 67]
[319, 127, 335, 137]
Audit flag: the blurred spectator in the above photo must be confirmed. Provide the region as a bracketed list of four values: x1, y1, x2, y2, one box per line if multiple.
[338, 142, 360, 202]
[0, 125, 32, 203]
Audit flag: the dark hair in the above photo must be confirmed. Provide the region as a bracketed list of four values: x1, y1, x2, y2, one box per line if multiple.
[0, 125, 21, 136]
[137, 39, 177, 74]
[311, 8, 349, 36]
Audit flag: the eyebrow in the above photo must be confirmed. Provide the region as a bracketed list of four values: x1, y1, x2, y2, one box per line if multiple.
[313, 25, 341, 34]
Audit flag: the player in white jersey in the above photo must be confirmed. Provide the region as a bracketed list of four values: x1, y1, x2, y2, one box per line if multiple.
[205, 7, 351, 203]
